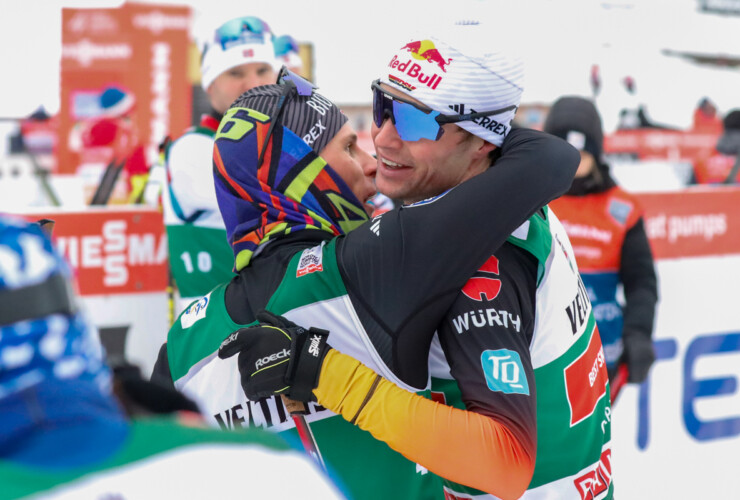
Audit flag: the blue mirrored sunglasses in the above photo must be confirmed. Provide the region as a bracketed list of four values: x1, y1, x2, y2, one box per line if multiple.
[215, 17, 270, 50]
[274, 35, 299, 57]
[371, 79, 517, 142]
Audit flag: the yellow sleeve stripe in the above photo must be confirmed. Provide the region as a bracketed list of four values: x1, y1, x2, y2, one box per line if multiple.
[314, 349, 535, 500]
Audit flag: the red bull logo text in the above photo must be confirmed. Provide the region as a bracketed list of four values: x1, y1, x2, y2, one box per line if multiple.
[401, 40, 453, 72]
[388, 55, 443, 90]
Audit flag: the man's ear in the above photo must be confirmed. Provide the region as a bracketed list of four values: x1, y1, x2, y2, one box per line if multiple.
[474, 141, 497, 161]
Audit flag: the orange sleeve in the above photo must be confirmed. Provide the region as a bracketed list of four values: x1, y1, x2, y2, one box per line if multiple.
[314, 349, 534, 500]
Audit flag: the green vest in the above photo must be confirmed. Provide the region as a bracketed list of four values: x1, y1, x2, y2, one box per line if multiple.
[432, 208, 614, 500]
[167, 238, 443, 500]
[161, 126, 234, 305]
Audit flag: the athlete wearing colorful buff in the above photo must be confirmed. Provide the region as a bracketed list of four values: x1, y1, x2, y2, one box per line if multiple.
[212, 23, 613, 499]
[153, 45, 580, 500]
[0, 216, 342, 499]
[545, 96, 658, 386]
[162, 16, 280, 315]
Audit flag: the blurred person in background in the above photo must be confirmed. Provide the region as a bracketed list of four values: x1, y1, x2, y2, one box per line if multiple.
[716, 109, 740, 184]
[273, 34, 304, 76]
[161, 16, 280, 315]
[0, 215, 343, 499]
[545, 96, 659, 385]
[693, 97, 723, 134]
[81, 86, 149, 204]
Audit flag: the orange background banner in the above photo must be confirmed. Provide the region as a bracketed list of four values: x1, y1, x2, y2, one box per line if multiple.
[57, 3, 191, 174]
[637, 187, 740, 259]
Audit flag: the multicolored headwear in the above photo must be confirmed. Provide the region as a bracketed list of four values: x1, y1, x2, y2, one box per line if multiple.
[213, 76, 368, 271]
[0, 216, 110, 400]
[379, 20, 524, 147]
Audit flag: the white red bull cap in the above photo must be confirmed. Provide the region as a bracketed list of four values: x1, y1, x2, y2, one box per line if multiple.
[380, 21, 524, 147]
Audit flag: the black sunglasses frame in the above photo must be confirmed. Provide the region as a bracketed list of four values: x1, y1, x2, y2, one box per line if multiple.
[371, 79, 519, 128]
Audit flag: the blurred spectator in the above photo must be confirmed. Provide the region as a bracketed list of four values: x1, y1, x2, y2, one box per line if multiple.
[617, 105, 652, 130]
[81, 86, 150, 204]
[590, 64, 601, 97]
[693, 97, 723, 134]
[160, 16, 280, 315]
[9, 107, 58, 173]
[623, 75, 636, 95]
[274, 34, 304, 76]
[545, 96, 659, 384]
[717, 109, 740, 184]
[0, 215, 343, 499]
[616, 76, 673, 130]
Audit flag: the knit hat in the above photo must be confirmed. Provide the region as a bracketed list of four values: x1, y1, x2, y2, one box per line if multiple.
[0, 216, 110, 400]
[201, 16, 280, 91]
[235, 84, 347, 154]
[99, 86, 135, 117]
[379, 21, 524, 147]
[213, 84, 366, 270]
[717, 109, 740, 156]
[274, 35, 303, 72]
[543, 96, 604, 161]
[723, 109, 740, 130]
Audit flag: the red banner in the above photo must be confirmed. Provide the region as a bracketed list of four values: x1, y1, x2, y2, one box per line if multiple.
[637, 187, 740, 259]
[603, 129, 731, 186]
[564, 331, 608, 426]
[21, 208, 167, 296]
[57, 4, 191, 175]
[604, 129, 719, 161]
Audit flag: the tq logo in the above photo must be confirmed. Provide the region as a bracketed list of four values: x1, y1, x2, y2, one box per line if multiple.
[462, 255, 501, 302]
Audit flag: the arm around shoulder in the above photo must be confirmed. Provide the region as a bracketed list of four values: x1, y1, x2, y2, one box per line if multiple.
[498, 127, 580, 201]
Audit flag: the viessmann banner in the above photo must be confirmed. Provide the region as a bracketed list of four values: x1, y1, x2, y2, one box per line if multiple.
[20, 207, 169, 374]
[613, 186, 740, 499]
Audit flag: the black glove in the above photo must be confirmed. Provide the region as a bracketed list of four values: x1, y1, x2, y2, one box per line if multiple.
[110, 358, 201, 417]
[620, 330, 655, 383]
[218, 310, 330, 402]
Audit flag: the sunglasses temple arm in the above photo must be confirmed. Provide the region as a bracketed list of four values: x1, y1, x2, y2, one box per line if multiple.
[257, 91, 290, 167]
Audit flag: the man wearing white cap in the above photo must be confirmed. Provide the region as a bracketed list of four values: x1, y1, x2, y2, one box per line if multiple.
[364, 23, 614, 500]
[162, 16, 280, 314]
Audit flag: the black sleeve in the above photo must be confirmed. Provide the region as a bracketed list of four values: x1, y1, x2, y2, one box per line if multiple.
[436, 244, 539, 457]
[336, 128, 579, 386]
[618, 218, 658, 340]
[150, 342, 175, 388]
